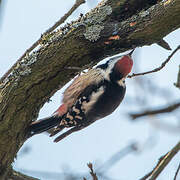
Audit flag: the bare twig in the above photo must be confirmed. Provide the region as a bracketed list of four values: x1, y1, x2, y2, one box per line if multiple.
[87, 163, 98, 180]
[174, 65, 180, 89]
[128, 45, 180, 78]
[140, 141, 180, 180]
[0, 0, 85, 83]
[130, 101, 180, 120]
[174, 163, 180, 180]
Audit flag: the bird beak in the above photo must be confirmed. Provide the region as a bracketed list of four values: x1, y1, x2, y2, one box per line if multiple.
[128, 49, 135, 56]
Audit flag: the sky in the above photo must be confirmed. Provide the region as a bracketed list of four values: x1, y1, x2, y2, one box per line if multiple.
[0, 0, 180, 180]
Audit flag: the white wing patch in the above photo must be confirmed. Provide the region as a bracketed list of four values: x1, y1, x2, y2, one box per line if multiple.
[99, 58, 120, 81]
[82, 86, 104, 113]
[63, 68, 104, 108]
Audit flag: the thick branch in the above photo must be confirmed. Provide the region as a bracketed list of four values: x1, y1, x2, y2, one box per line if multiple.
[0, 0, 85, 83]
[0, 0, 180, 178]
[7, 169, 39, 180]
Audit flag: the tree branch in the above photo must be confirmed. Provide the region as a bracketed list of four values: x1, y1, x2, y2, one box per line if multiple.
[7, 169, 39, 180]
[0, 0, 180, 178]
[128, 45, 180, 78]
[174, 65, 180, 89]
[0, 0, 85, 83]
[84, 163, 98, 180]
[174, 162, 180, 180]
[140, 141, 180, 180]
[130, 101, 180, 120]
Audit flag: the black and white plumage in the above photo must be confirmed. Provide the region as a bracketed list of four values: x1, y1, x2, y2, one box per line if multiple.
[29, 50, 134, 142]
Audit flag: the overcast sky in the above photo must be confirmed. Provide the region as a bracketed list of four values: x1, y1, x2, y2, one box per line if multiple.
[0, 1, 180, 180]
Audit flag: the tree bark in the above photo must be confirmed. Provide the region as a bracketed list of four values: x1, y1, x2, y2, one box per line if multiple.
[0, 0, 180, 179]
[6, 169, 39, 180]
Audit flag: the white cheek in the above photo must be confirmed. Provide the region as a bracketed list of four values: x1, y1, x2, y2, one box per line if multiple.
[99, 60, 118, 81]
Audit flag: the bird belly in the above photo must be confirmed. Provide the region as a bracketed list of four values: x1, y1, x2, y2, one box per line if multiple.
[59, 82, 126, 127]
[86, 83, 126, 122]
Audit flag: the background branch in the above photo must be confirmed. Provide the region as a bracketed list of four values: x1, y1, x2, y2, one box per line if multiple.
[87, 163, 98, 180]
[174, 65, 180, 89]
[140, 141, 180, 180]
[128, 45, 180, 78]
[130, 101, 180, 120]
[174, 163, 180, 180]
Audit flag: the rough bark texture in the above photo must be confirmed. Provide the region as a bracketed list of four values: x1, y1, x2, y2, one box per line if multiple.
[0, 0, 180, 179]
[6, 169, 39, 180]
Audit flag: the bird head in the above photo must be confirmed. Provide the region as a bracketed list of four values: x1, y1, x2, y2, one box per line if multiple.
[114, 51, 133, 78]
[96, 49, 134, 82]
[106, 49, 134, 82]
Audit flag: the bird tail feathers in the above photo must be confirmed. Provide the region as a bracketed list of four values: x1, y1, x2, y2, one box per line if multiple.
[28, 116, 61, 137]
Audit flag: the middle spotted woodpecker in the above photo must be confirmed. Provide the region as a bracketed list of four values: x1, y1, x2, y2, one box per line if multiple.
[29, 50, 134, 142]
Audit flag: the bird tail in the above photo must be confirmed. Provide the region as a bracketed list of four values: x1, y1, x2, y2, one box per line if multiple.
[28, 115, 62, 137]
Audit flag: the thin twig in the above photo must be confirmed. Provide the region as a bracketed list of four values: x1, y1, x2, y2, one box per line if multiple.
[45, 0, 85, 35]
[174, 162, 180, 180]
[174, 65, 180, 89]
[128, 45, 180, 78]
[140, 141, 180, 180]
[0, 0, 85, 83]
[87, 163, 98, 180]
[130, 101, 180, 120]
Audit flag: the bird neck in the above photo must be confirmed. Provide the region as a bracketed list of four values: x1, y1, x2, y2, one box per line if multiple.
[109, 67, 125, 85]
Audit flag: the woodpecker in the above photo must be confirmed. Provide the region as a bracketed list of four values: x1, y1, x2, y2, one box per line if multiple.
[29, 50, 134, 142]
